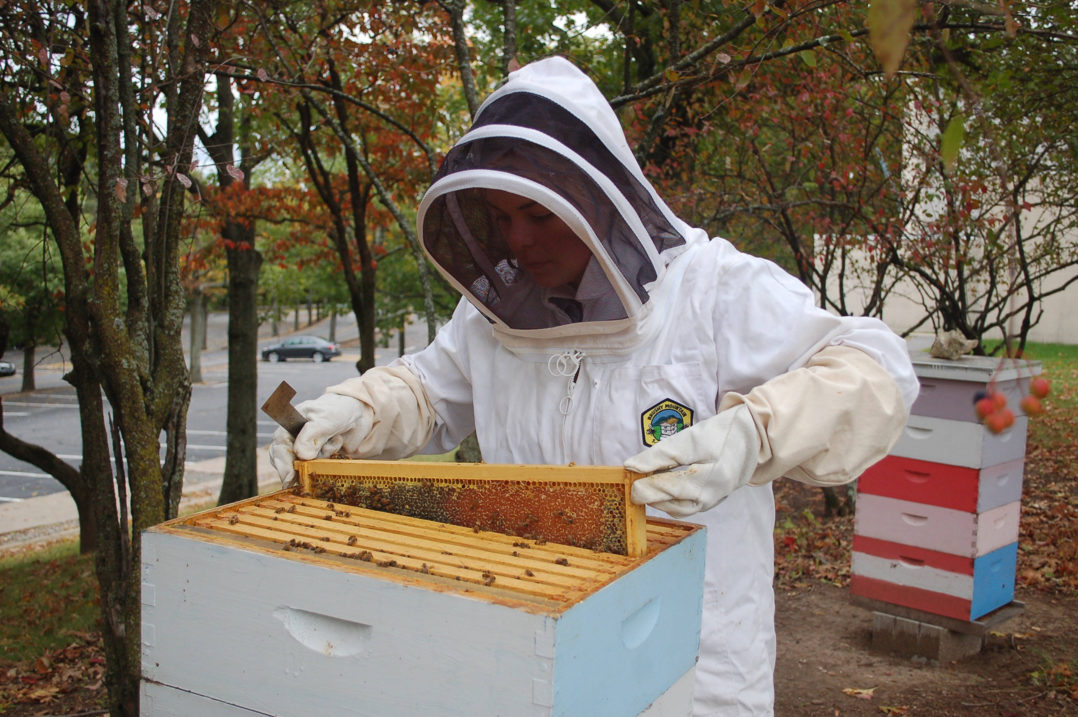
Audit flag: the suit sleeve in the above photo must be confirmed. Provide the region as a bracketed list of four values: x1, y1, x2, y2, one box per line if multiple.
[719, 345, 908, 486]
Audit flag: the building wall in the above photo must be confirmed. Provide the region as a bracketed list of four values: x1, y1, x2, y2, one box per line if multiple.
[823, 263, 1078, 346]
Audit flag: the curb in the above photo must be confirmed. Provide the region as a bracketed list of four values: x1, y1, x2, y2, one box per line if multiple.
[0, 449, 281, 555]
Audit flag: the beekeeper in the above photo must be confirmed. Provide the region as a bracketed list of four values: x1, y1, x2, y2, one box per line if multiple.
[269, 56, 918, 716]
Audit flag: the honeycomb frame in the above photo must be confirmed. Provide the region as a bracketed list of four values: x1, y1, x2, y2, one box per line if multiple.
[295, 458, 647, 557]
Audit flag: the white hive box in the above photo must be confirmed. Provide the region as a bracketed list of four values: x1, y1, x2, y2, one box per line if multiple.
[140, 490, 706, 716]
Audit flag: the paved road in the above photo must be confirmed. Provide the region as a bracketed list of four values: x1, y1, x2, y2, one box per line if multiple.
[0, 311, 436, 502]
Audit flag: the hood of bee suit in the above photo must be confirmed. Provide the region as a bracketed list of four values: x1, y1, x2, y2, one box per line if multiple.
[417, 56, 709, 352]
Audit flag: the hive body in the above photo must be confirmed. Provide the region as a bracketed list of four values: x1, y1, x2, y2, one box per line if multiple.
[851, 356, 1037, 621]
[140, 487, 705, 716]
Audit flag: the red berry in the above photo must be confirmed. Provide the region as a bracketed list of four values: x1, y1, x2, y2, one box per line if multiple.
[985, 411, 1009, 434]
[975, 397, 996, 420]
[991, 391, 1008, 410]
[1020, 395, 1044, 416]
[1000, 408, 1015, 428]
[985, 412, 1008, 434]
[1030, 377, 1051, 399]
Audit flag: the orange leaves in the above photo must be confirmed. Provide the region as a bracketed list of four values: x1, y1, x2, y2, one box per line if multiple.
[773, 497, 854, 590]
[0, 634, 105, 712]
[1031, 659, 1078, 701]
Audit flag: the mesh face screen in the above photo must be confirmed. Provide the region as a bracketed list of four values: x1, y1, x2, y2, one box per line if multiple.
[423, 136, 655, 330]
[472, 91, 685, 256]
[308, 472, 633, 555]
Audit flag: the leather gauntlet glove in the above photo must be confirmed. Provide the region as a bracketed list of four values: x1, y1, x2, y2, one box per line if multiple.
[625, 404, 759, 518]
[268, 393, 373, 487]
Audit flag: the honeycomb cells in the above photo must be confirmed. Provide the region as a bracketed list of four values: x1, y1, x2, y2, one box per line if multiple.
[310, 473, 631, 555]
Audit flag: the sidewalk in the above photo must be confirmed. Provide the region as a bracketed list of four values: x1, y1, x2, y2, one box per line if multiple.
[0, 448, 282, 555]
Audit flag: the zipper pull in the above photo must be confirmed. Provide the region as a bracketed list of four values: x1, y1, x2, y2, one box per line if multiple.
[548, 349, 585, 415]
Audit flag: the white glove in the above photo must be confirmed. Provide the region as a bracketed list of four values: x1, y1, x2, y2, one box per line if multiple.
[625, 404, 760, 518]
[267, 393, 373, 487]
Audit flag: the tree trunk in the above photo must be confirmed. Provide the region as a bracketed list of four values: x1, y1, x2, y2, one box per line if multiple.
[443, 0, 479, 116]
[189, 289, 205, 384]
[201, 298, 209, 351]
[218, 238, 262, 505]
[821, 485, 855, 517]
[19, 342, 34, 392]
[0, 1, 210, 712]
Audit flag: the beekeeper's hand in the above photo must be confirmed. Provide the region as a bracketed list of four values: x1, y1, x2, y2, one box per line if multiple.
[625, 404, 759, 518]
[268, 393, 373, 488]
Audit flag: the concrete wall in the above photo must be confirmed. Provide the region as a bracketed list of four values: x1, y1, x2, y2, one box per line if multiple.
[828, 263, 1078, 345]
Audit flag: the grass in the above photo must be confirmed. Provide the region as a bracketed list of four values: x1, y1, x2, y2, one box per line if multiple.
[0, 540, 100, 663]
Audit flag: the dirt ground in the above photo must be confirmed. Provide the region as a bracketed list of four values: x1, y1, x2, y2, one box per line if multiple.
[774, 582, 1078, 716]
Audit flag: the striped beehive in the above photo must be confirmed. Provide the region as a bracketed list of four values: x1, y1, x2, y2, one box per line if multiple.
[851, 356, 1038, 622]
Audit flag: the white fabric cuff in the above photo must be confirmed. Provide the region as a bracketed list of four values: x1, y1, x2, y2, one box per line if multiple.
[719, 345, 908, 487]
[326, 365, 437, 459]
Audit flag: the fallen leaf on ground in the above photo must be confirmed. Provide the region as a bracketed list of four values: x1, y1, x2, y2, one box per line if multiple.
[842, 686, 876, 699]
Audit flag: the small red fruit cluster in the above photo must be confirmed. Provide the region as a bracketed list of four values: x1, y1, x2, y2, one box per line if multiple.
[973, 377, 1050, 434]
[975, 391, 1014, 434]
[1022, 377, 1051, 416]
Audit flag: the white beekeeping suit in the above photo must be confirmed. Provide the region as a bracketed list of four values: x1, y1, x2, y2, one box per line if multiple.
[271, 56, 918, 716]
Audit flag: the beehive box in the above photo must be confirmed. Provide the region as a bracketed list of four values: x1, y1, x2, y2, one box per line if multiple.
[911, 359, 1037, 422]
[851, 537, 1018, 622]
[858, 456, 1024, 514]
[140, 489, 705, 717]
[889, 413, 1029, 469]
[852, 355, 1036, 622]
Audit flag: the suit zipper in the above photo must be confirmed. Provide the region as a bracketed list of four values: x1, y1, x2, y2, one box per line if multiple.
[548, 349, 586, 416]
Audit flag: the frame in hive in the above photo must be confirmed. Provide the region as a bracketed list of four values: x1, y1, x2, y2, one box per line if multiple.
[294, 458, 648, 557]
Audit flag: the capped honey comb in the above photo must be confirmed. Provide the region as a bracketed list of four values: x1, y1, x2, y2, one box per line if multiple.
[295, 459, 647, 557]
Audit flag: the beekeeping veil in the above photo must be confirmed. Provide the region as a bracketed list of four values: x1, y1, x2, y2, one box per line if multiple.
[417, 56, 706, 340]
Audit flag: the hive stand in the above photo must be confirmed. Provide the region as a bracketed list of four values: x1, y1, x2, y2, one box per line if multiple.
[851, 354, 1039, 662]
